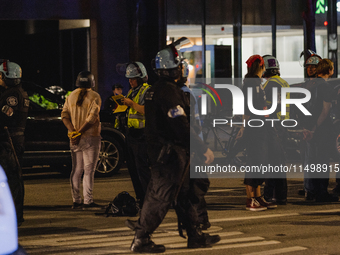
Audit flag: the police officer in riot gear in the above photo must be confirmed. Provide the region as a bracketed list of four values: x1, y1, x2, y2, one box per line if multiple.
[0, 60, 29, 226]
[129, 44, 219, 253]
[261, 55, 288, 205]
[122, 62, 151, 209]
[178, 59, 211, 229]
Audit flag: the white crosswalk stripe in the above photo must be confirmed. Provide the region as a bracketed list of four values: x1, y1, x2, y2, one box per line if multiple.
[19, 225, 307, 254]
[243, 246, 308, 255]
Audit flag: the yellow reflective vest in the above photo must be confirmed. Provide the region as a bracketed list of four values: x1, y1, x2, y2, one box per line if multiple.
[126, 83, 151, 129]
[262, 75, 290, 120]
[114, 118, 119, 129]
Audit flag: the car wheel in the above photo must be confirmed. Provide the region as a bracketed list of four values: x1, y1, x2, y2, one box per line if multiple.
[95, 135, 123, 177]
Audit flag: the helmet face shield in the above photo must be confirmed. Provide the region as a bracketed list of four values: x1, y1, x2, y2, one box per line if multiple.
[125, 62, 147, 79]
[155, 45, 182, 70]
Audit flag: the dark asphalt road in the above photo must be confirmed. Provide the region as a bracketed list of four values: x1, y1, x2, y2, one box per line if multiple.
[18, 166, 340, 255]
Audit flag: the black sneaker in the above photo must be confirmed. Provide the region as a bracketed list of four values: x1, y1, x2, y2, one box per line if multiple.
[72, 202, 83, 209]
[264, 197, 288, 205]
[130, 236, 165, 253]
[82, 202, 103, 210]
[187, 233, 221, 248]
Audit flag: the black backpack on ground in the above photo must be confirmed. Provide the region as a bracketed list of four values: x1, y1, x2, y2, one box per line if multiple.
[103, 191, 139, 217]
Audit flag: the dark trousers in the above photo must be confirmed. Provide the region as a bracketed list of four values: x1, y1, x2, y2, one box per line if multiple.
[0, 141, 24, 224]
[312, 138, 330, 198]
[126, 130, 151, 205]
[264, 126, 287, 201]
[136, 147, 198, 237]
[190, 155, 210, 224]
[191, 177, 210, 224]
[264, 178, 287, 201]
[303, 131, 331, 198]
[244, 126, 286, 201]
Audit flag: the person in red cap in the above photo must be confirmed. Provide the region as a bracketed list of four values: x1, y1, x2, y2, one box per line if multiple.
[236, 55, 279, 211]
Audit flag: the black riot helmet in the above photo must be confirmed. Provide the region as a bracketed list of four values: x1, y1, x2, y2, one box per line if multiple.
[76, 71, 95, 88]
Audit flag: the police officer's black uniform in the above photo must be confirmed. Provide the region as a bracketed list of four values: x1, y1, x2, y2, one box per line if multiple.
[0, 82, 29, 225]
[131, 76, 219, 252]
[179, 81, 211, 229]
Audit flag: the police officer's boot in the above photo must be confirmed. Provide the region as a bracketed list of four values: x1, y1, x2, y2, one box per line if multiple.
[130, 230, 165, 253]
[186, 225, 221, 248]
